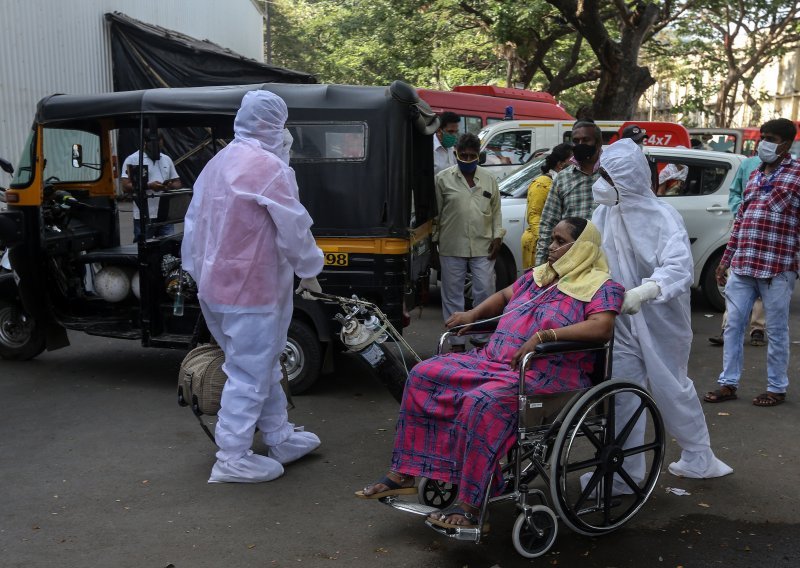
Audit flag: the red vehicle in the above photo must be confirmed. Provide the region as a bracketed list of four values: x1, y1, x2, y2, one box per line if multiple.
[612, 121, 693, 148]
[418, 85, 573, 134]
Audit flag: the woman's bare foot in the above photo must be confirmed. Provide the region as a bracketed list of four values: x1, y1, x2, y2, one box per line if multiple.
[427, 502, 480, 526]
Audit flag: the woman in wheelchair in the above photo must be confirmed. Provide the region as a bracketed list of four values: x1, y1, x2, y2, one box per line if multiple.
[356, 217, 624, 530]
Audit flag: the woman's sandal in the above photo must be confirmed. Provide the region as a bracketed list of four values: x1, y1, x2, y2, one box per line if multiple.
[752, 392, 786, 407]
[427, 506, 489, 533]
[703, 385, 737, 403]
[354, 474, 417, 499]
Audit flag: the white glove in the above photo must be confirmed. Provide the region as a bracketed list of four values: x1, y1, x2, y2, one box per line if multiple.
[295, 277, 322, 300]
[621, 281, 661, 315]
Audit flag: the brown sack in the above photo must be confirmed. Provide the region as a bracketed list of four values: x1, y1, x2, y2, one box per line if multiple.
[178, 343, 294, 416]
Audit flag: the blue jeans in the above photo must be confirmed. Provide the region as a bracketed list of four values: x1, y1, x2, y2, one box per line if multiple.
[718, 270, 796, 393]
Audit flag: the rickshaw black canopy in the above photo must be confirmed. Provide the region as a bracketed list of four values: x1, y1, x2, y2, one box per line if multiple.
[35, 82, 438, 237]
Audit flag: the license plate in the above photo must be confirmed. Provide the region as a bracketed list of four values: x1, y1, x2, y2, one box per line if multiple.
[324, 252, 349, 266]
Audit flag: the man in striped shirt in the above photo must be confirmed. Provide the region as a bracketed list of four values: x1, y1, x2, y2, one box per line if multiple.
[535, 121, 602, 265]
[706, 118, 800, 407]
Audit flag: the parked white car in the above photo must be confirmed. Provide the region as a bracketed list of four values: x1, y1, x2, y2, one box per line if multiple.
[496, 146, 744, 311]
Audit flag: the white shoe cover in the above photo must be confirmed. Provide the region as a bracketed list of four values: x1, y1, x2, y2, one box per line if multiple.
[267, 430, 321, 465]
[668, 452, 733, 479]
[579, 472, 635, 497]
[208, 450, 284, 483]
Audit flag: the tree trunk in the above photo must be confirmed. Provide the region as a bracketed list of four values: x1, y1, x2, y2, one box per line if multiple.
[591, 60, 655, 119]
[546, 0, 660, 120]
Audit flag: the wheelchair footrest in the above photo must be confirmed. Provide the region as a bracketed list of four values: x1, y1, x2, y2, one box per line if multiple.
[379, 496, 439, 517]
[424, 520, 483, 542]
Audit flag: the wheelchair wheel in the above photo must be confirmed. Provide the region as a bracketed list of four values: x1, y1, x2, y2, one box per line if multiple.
[512, 505, 558, 559]
[417, 477, 457, 509]
[549, 379, 665, 536]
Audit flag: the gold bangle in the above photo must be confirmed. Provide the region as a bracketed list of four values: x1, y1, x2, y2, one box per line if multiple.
[551, 329, 558, 342]
[535, 331, 544, 343]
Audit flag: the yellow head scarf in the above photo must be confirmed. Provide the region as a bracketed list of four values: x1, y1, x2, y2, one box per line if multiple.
[532, 220, 611, 302]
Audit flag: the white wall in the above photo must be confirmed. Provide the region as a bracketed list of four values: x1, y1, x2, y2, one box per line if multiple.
[0, 0, 264, 170]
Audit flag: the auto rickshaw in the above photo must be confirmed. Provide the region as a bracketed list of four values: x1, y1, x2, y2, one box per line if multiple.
[0, 82, 438, 393]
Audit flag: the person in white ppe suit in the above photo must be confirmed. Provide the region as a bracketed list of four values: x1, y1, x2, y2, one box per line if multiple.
[591, 138, 732, 481]
[182, 90, 325, 483]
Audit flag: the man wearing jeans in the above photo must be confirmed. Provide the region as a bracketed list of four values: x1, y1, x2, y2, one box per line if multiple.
[433, 133, 503, 352]
[705, 118, 800, 407]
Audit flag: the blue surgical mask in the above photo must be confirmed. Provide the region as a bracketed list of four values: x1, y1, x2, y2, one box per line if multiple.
[758, 140, 781, 164]
[457, 158, 478, 175]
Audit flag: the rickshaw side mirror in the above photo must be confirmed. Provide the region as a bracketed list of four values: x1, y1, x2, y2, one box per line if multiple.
[71, 144, 83, 168]
[479, 151, 487, 165]
[0, 157, 13, 175]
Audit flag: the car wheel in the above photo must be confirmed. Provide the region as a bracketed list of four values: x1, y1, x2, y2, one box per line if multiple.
[702, 250, 726, 312]
[284, 319, 322, 395]
[495, 248, 516, 291]
[0, 300, 46, 360]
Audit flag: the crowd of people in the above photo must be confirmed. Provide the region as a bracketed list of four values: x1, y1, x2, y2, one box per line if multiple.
[177, 94, 797, 531]
[357, 114, 800, 530]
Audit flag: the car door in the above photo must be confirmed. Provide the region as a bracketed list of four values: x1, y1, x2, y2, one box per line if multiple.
[480, 127, 535, 182]
[649, 150, 738, 274]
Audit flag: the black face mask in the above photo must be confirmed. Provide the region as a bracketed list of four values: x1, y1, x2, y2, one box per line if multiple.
[145, 140, 161, 162]
[572, 143, 596, 163]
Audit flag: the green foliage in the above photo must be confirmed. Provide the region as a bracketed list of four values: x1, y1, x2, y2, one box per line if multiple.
[267, 0, 800, 122]
[645, 0, 800, 125]
[269, 0, 501, 88]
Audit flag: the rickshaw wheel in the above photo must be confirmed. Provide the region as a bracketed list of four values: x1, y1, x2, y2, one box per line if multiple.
[512, 505, 558, 558]
[417, 477, 457, 509]
[0, 300, 46, 360]
[284, 319, 321, 395]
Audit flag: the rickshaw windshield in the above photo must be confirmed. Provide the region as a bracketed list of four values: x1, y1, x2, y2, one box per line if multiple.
[10, 130, 35, 188]
[42, 127, 102, 183]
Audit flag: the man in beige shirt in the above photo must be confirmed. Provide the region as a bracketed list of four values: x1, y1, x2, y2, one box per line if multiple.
[434, 133, 504, 351]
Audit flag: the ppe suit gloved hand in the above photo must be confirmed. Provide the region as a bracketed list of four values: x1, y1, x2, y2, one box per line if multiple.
[295, 277, 322, 300]
[621, 281, 661, 315]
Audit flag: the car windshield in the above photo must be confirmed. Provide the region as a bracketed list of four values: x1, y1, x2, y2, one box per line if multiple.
[498, 155, 546, 197]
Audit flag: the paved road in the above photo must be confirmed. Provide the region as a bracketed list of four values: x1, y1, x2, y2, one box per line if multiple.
[2, 283, 799, 567]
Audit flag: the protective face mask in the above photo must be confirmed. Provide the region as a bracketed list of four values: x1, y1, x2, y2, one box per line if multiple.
[441, 132, 458, 148]
[279, 128, 294, 165]
[572, 143, 596, 163]
[457, 157, 478, 175]
[592, 177, 619, 206]
[145, 140, 161, 162]
[758, 140, 781, 164]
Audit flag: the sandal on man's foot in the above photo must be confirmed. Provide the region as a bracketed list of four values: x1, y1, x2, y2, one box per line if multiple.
[753, 392, 786, 407]
[703, 385, 737, 403]
[427, 506, 489, 533]
[355, 475, 417, 499]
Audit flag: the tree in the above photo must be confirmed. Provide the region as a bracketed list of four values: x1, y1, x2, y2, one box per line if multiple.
[268, 0, 501, 89]
[542, 0, 686, 119]
[665, 0, 800, 127]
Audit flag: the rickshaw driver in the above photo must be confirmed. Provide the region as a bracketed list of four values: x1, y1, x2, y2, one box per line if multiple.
[120, 132, 182, 241]
[182, 90, 325, 483]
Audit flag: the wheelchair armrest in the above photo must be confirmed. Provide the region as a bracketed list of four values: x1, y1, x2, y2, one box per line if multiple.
[437, 321, 499, 354]
[534, 340, 606, 354]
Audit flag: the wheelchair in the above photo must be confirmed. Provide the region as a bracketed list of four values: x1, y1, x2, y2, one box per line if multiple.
[380, 328, 666, 559]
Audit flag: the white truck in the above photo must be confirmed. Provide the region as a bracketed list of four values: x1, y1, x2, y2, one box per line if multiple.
[478, 120, 626, 181]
